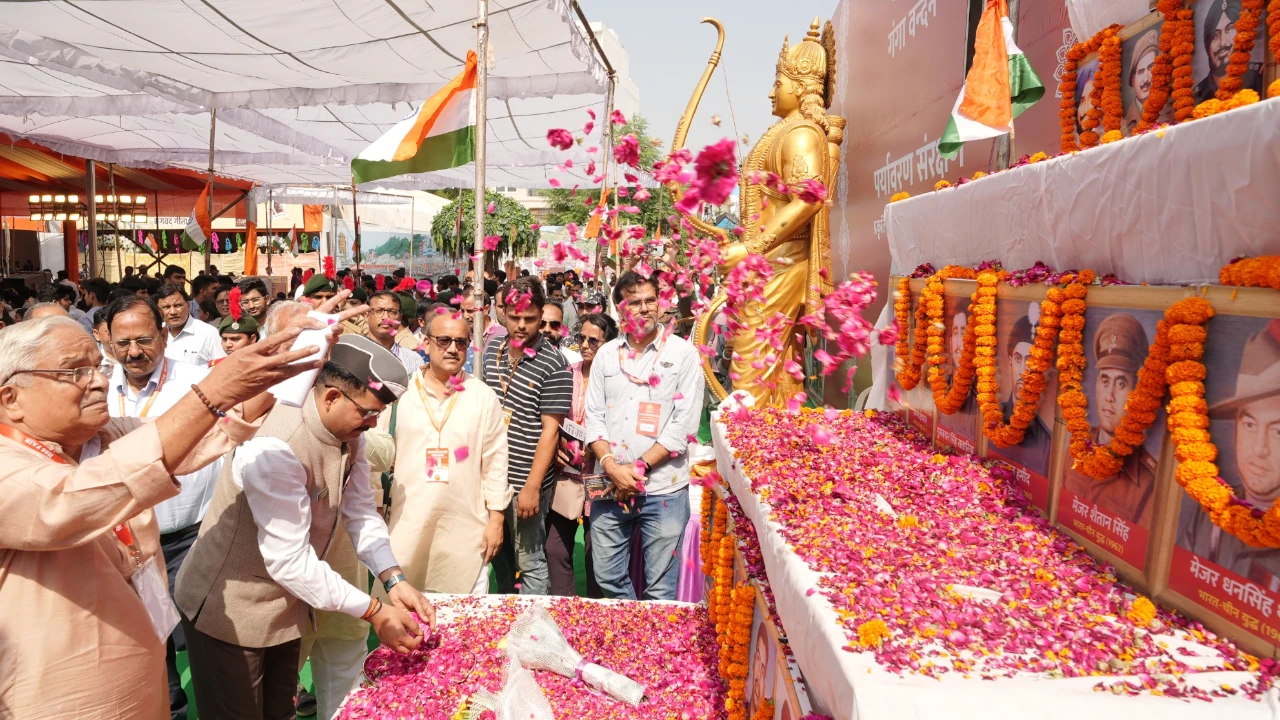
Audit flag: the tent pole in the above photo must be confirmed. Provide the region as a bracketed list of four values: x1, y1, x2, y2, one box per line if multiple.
[109, 164, 123, 281]
[350, 176, 360, 274]
[85, 160, 98, 278]
[267, 189, 273, 277]
[595, 73, 615, 283]
[409, 194, 415, 277]
[205, 108, 216, 274]
[472, 0, 489, 354]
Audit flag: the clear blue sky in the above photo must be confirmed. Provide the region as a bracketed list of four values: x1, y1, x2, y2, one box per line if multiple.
[579, 0, 839, 156]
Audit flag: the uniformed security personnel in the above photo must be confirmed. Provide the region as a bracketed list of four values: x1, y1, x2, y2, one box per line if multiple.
[1063, 313, 1159, 525]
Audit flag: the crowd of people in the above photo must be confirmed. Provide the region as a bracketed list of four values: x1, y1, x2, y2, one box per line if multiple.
[0, 259, 705, 720]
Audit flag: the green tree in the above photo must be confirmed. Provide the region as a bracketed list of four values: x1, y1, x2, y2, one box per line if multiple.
[430, 190, 539, 261]
[540, 114, 669, 234]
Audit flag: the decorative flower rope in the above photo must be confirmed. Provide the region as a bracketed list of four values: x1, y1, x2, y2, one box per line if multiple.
[925, 266, 979, 414]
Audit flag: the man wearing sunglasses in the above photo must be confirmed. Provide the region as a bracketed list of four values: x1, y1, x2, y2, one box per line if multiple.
[541, 301, 581, 365]
[383, 312, 510, 599]
[177, 335, 436, 720]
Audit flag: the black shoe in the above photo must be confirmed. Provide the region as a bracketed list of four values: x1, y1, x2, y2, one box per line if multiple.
[295, 686, 317, 717]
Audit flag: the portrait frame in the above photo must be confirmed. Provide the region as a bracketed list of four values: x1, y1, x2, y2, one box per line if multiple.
[933, 280, 979, 456]
[886, 278, 936, 441]
[1191, 0, 1266, 104]
[1119, 20, 1169, 136]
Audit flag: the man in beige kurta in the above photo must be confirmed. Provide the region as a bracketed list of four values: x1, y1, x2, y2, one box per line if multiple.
[0, 313, 316, 720]
[384, 311, 510, 594]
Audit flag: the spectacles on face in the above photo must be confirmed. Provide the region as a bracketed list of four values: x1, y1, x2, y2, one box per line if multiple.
[241, 296, 265, 308]
[429, 335, 470, 350]
[9, 363, 112, 387]
[326, 385, 382, 420]
[113, 336, 157, 352]
[540, 320, 563, 331]
[215, 298, 230, 308]
[625, 296, 660, 310]
[576, 334, 604, 348]
[368, 307, 400, 318]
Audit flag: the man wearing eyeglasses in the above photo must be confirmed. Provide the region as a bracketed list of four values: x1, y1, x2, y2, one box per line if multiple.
[177, 335, 436, 720]
[365, 291, 424, 374]
[383, 311, 510, 598]
[0, 302, 338, 720]
[237, 278, 271, 327]
[460, 284, 505, 378]
[104, 294, 225, 720]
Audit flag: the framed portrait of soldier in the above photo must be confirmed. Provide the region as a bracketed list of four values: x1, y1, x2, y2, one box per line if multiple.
[745, 594, 775, 719]
[886, 279, 935, 440]
[1121, 23, 1172, 136]
[1165, 315, 1280, 650]
[1074, 57, 1101, 140]
[986, 295, 1059, 513]
[1056, 305, 1167, 575]
[934, 289, 979, 456]
[1192, 0, 1266, 104]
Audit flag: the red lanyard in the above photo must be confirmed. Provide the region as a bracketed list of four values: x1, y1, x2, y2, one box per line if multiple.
[617, 327, 672, 386]
[0, 423, 142, 565]
[118, 359, 169, 418]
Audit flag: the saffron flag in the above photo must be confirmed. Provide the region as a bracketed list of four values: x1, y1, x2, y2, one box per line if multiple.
[290, 226, 298, 254]
[243, 195, 259, 275]
[938, 0, 1043, 159]
[181, 183, 212, 251]
[351, 51, 478, 184]
[584, 188, 612, 239]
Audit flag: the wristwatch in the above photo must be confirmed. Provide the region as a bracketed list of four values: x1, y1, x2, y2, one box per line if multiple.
[382, 572, 407, 593]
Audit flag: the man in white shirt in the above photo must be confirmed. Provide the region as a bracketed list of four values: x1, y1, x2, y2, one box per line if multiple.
[177, 335, 435, 720]
[156, 283, 225, 367]
[103, 294, 221, 720]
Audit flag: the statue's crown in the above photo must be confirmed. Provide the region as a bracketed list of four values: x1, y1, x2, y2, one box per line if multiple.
[777, 18, 827, 83]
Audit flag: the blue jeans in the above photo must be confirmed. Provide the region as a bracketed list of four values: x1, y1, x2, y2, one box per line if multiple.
[590, 486, 690, 600]
[493, 482, 553, 595]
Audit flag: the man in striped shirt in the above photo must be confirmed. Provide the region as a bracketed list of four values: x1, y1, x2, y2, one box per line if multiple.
[484, 276, 572, 595]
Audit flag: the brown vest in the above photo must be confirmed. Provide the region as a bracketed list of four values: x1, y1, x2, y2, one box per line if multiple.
[175, 395, 355, 647]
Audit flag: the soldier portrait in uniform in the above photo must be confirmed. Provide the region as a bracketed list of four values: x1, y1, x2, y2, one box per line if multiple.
[1062, 310, 1162, 526]
[1121, 26, 1172, 135]
[1176, 318, 1280, 591]
[1074, 58, 1100, 137]
[936, 294, 978, 451]
[747, 622, 773, 718]
[993, 302, 1055, 476]
[1193, 0, 1265, 104]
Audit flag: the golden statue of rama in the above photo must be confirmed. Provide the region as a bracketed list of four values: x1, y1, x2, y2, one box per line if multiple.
[672, 17, 845, 406]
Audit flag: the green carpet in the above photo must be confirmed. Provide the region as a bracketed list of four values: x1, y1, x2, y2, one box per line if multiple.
[177, 524, 588, 718]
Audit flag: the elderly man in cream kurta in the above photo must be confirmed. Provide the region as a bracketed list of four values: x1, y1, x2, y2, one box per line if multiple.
[0, 314, 324, 720]
[384, 311, 510, 594]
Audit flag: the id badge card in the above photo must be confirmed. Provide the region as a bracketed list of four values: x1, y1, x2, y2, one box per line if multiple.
[503, 407, 514, 427]
[130, 557, 180, 641]
[636, 401, 662, 438]
[425, 448, 450, 483]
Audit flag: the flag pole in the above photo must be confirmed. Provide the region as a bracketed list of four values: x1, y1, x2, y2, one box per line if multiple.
[350, 175, 361, 274]
[408, 194, 416, 277]
[472, 0, 489, 354]
[266, 188, 274, 277]
[205, 108, 216, 273]
[108, 163, 124, 280]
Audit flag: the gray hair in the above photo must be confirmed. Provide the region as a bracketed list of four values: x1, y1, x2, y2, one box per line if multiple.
[25, 302, 68, 319]
[0, 316, 88, 386]
[262, 300, 306, 337]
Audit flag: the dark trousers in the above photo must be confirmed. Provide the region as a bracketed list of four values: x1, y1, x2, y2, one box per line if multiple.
[160, 524, 200, 720]
[545, 510, 602, 598]
[182, 615, 302, 720]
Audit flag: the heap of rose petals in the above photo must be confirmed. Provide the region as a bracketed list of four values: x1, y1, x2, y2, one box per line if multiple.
[338, 596, 728, 720]
[721, 407, 1272, 701]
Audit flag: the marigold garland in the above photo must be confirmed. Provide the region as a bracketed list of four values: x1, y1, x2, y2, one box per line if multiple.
[1059, 44, 1086, 151]
[1194, 88, 1261, 119]
[1220, 256, 1280, 289]
[977, 272, 1064, 447]
[713, 532, 735, 638]
[751, 699, 775, 720]
[700, 489, 715, 571]
[704, 497, 728, 577]
[1166, 298, 1280, 548]
[1216, 0, 1263, 100]
[1172, 7, 1198, 121]
[1270, 0, 1280, 97]
[1126, 596, 1157, 626]
[1136, 0, 1182, 132]
[925, 266, 979, 414]
[1056, 270, 1172, 480]
[721, 583, 754, 720]
[1098, 33, 1124, 134]
[893, 277, 928, 390]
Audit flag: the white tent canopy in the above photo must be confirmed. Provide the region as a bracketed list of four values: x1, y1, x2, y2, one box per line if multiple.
[0, 0, 634, 190]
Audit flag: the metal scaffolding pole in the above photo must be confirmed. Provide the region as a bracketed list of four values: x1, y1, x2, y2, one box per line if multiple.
[471, 0, 489, 353]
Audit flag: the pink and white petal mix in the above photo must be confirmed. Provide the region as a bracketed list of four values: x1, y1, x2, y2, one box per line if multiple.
[722, 407, 1277, 702]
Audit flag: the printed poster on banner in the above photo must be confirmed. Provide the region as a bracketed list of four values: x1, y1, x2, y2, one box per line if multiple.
[1072, 57, 1101, 141]
[1167, 316, 1280, 646]
[986, 296, 1059, 512]
[1056, 306, 1165, 572]
[885, 283, 935, 439]
[934, 291, 979, 456]
[745, 594, 775, 720]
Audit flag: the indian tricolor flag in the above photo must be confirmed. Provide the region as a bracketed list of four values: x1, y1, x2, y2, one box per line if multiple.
[181, 183, 212, 251]
[351, 51, 478, 184]
[938, 0, 1043, 160]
